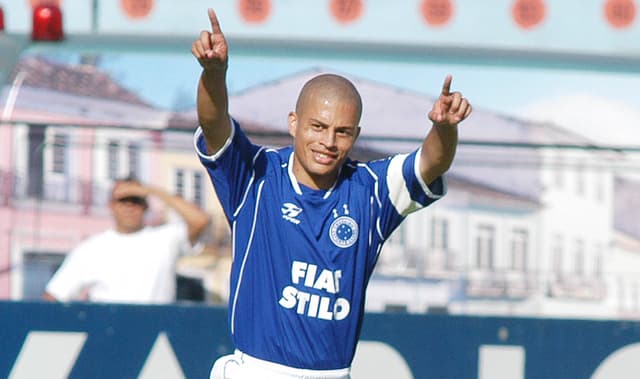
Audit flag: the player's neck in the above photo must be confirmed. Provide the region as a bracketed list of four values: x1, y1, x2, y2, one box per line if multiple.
[294, 169, 337, 191]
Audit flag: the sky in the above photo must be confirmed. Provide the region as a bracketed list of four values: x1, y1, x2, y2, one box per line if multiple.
[30, 50, 640, 148]
[95, 52, 640, 147]
[5, 0, 640, 149]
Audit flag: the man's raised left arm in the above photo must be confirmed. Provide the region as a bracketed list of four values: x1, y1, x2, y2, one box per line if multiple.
[419, 75, 472, 185]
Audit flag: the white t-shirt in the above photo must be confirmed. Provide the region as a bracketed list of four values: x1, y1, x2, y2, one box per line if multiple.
[46, 222, 192, 304]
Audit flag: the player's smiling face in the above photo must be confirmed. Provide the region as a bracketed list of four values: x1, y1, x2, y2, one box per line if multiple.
[289, 93, 360, 190]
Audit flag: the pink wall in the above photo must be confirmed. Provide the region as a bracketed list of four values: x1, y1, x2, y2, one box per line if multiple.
[0, 210, 11, 298]
[0, 207, 112, 299]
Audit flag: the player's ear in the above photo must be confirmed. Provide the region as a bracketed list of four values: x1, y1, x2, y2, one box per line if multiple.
[288, 111, 298, 138]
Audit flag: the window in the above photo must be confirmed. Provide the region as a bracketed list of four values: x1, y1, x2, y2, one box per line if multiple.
[175, 169, 185, 197]
[431, 216, 449, 250]
[553, 153, 564, 188]
[193, 171, 203, 207]
[22, 252, 65, 300]
[575, 165, 585, 196]
[618, 278, 627, 310]
[384, 304, 408, 313]
[173, 169, 204, 207]
[510, 228, 528, 271]
[593, 243, 603, 278]
[552, 234, 564, 277]
[128, 142, 140, 178]
[27, 126, 45, 198]
[475, 224, 495, 270]
[595, 173, 604, 202]
[574, 239, 585, 276]
[386, 223, 407, 266]
[107, 140, 119, 179]
[52, 133, 68, 174]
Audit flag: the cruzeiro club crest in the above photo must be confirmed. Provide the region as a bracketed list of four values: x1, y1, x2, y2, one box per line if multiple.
[329, 204, 359, 248]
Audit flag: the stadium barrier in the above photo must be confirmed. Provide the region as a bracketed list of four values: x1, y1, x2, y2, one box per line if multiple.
[1, 301, 639, 378]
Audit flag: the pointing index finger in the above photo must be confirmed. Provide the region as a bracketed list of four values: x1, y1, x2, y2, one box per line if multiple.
[441, 74, 452, 96]
[208, 8, 222, 34]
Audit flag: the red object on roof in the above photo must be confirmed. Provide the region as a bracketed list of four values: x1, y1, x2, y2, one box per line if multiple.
[0, 6, 5, 32]
[604, 0, 637, 29]
[32, 4, 64, 41]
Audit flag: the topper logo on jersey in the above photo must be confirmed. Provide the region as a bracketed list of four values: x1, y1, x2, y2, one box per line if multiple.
[329, 204, 358, 248]
[279, 260, 350, 321]
[281, 202, 302, 224]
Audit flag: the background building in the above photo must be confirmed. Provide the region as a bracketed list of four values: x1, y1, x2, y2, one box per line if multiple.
[1, 0, 640, 318]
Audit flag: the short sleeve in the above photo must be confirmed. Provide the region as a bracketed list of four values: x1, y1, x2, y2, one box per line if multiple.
[195, 118, 264, 222]
[45, 243, 93, 301]
[386, 147, 447, 217]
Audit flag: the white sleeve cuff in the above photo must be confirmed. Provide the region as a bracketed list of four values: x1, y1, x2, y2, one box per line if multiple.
[193, 115, 236, 162]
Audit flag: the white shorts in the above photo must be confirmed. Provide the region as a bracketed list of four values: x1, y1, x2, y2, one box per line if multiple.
[209, 350, 351, 379]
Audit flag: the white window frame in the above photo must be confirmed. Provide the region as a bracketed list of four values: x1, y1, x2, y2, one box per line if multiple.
[51, 133, 68, 175]
[475, 224, 495, 270]
[551, 234, 564, 278]
[173, 168, 205, 208]
[107, 140, 120, 179]
[128, 142, 141, 179]
[431, 216, 449, 251]
[510, 228, 528, 272]
[573, 238, 585, 276]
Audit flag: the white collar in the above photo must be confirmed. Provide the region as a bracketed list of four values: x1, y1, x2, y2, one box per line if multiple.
[287, 151, 336, 199]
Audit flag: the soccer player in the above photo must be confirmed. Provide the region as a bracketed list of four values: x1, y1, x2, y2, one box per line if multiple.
[192, 8, 472, 379]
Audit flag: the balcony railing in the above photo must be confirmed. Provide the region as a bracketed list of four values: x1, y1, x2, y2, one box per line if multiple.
[464, 269, 538, 299]
[1, 170, 111, 211]
[548, 276, 607, 300]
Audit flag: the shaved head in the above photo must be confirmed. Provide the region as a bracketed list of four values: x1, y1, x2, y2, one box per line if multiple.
[296, 74, 363, 125]
[287, 73, 363, 190]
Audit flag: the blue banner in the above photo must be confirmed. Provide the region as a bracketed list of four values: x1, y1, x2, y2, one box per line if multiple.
[2, 301, 640, 378]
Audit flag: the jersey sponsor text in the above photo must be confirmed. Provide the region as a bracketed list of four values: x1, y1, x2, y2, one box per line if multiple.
[278, 261, 350, 320]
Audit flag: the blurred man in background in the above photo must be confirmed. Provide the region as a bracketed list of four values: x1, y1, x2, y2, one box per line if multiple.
[43, 176, 211, 304]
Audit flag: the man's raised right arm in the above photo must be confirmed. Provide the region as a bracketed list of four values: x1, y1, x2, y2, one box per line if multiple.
[192, 8, 231, 155]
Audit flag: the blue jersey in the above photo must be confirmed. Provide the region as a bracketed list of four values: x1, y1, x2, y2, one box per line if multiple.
[195, 119, 446, 370]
